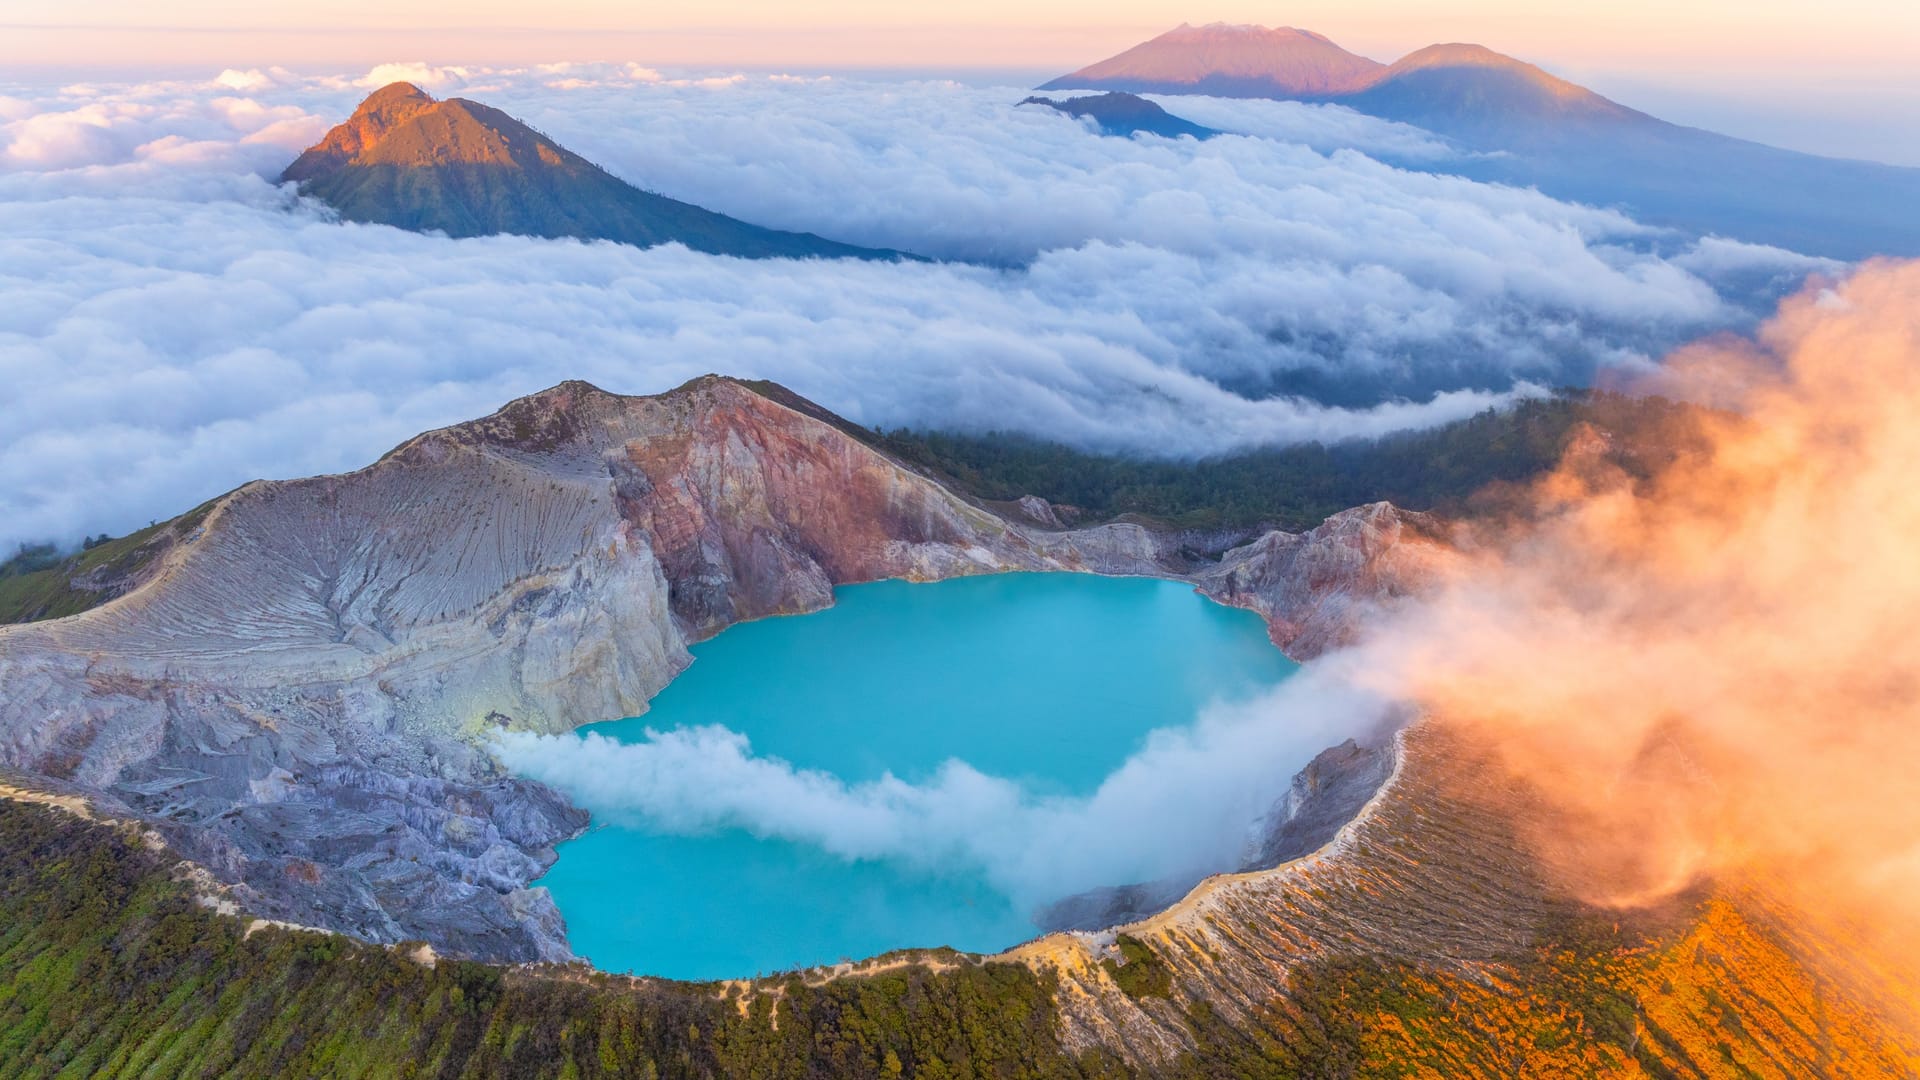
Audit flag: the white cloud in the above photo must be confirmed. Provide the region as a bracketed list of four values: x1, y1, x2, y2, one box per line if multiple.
[0, 67, 1827, 550]
[1139, 94, 1460, 161]
[1670, 234, 1841, 280]
[355, 62, 473, 92]
[211, 67, 299, 93]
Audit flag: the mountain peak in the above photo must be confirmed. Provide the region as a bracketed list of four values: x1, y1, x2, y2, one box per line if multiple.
[1040, 28, 1646, 135]
[1381, 43, 1594, 100]
[279, 87, 897, 260]
[357, 80, 434, 116]
[1171, 22, 1338, 44]
[1037, 21, 1382, 97]
[283, 85, 576, 184]
[282, 81, 443, 182]
[1351, 42, 1644, 127]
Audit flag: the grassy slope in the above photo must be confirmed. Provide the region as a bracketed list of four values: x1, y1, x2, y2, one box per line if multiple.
[3, 794, 1912, 1079]
[0, 798, 1097, 1080]
[0, 500, 216, 625]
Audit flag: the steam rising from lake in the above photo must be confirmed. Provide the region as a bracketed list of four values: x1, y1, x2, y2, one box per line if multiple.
[497, 661, 1385, 911]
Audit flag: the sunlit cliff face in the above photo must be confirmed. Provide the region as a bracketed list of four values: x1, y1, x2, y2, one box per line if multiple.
[1362, 259, 1920, 957]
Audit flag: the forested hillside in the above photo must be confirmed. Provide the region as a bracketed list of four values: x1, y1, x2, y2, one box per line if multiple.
[871, 390, 1703, 530]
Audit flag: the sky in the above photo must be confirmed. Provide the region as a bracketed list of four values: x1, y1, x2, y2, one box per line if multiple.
[4, 1, 1918, 163]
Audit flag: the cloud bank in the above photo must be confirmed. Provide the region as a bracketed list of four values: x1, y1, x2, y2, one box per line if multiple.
[1, 64, 1835, 549]
[1362, 260, 1920, 948]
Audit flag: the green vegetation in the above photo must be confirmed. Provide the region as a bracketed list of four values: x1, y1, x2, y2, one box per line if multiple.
[0, 797, 1106, 1080]
[0, 794, 1906, 1078]
[1099, 936, 1172, 1000]
[869, 390, 1704, 531]
[0, 500, 216, 625]
[0, 531, 160, 624]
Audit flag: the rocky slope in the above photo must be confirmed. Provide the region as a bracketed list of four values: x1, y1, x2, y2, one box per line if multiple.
[0, 376, 1441, 962]
[1006, 721, 1920, 1071]
[284, 83, 896, 260]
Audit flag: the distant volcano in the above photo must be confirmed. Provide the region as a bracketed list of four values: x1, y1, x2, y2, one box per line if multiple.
[1337, 43, 1649, 141]
[1037, 23, 1384, 98]
[1038, 23, 1642, 135]
[283, 83, 899, 260]
[1041, 24, 1920, 260]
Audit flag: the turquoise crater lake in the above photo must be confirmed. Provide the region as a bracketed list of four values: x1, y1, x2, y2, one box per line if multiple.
[530, 572, 1299, 980]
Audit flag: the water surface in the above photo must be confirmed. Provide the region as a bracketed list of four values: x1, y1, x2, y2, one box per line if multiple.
[536, 572, 1296, 979]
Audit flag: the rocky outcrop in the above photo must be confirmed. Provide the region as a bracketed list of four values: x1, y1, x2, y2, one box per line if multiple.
[1240, 736, 1396, 869]
[0, 376, 1441, 962]
[1193, 500, 1449, 655]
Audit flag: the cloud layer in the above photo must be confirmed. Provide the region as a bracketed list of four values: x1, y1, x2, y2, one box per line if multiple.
[1, 63, 1833, 549]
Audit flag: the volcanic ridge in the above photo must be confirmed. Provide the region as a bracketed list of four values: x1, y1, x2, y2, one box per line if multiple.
[283, 82, 899, 260]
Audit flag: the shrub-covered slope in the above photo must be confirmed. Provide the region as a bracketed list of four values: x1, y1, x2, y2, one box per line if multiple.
[4, 723, 1914, 1078]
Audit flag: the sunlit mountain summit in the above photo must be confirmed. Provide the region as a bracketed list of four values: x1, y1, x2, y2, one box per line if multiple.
[284, 82, 900, 259]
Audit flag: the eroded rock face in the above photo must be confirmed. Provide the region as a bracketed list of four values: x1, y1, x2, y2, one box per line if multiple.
[1195, 500, 1450, 655]
[0, 376, 1441, 961]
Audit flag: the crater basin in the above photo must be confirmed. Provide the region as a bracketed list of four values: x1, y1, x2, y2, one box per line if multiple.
[529, 572, 1300, 979]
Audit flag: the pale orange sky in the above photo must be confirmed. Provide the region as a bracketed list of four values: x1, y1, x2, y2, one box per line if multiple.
[4, 1, 1916, 76]
[5, 1, 1917, 162]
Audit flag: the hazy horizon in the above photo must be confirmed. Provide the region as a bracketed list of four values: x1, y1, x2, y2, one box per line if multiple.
[6, 2, 1919, 166]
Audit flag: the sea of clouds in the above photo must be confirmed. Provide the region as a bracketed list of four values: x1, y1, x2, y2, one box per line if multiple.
[0, 60, 1834, 550]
